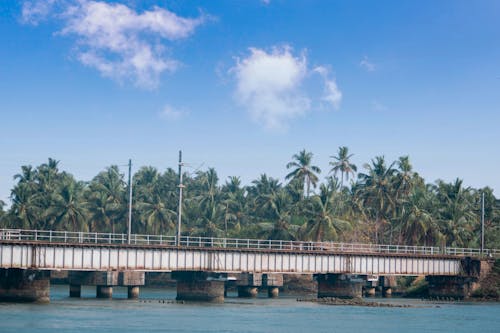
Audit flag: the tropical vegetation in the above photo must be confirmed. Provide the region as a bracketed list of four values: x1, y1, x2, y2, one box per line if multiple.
[1, 150, 499, 250]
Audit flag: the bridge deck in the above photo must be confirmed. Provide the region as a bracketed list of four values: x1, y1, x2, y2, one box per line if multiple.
[1, 229, 497, 276]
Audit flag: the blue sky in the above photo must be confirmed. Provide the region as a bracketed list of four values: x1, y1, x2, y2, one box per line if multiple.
[1, 0, 499, 204]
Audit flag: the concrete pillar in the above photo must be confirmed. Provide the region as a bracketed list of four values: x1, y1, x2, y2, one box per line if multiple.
[380, 276, 397, 298]
[172, 271, 226, 302]
[96, 285, 113, 299]
[364, 287, 376, 297]
[69, 284, 81, 298]
[316, 274, 363, 299]
[237, 286, 258, 298]
[426, 276, 472, 300]
[127, 286, 140, 299]
[263, 274, 283, 298]
[268, 287, 279, 298]
[236, 273, 262, 298]
[0, 269, 50, 303]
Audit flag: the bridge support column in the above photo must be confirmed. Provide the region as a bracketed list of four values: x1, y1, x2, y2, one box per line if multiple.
[364, 275, 378, 297]
[237, 286, 258, 297]
[237, 273, 262, 298]
[173, 271, 226, 302]
[0, 268, 50, 303]
[96, 285, 113, 298]
[127, 286, 140, 299]
[69, 284, 81, 298]
[364, 286, 376, 297]
[263, 274, 283, 298]
[426, 276, 474, 300]
[316, 274, 363, 299]
[68, 271, 144, 299]
[267, 287, 279, 298]
[380, 276, 397, 298]
[120, 271, 144, 299]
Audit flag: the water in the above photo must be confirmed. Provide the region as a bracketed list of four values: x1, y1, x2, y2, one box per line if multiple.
[0, 285, 499, 333]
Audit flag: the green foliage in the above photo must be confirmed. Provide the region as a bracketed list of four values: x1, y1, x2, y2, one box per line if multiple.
[403, 276, 429, 298]
[2, 150, 499, 250]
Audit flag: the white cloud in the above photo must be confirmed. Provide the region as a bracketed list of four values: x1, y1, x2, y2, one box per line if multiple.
[231, 46, 310, 130]
[21, 0, 207, 88]
[231, 46, 343, 130]
[359, 55, 376, 72]
[313, 66, 342, 109]
[159, 104, 186, 120]
[21, 0, 58, 25]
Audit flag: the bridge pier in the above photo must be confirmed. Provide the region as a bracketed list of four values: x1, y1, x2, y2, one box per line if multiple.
[263, 274, 283, 298]
[380, 276, 397, 297]
[69, 284, 81, 298]
[96, 285, 113, 298]
[237, 273, 262, 298]
[316, 274, 363, 299]
[0, 268, 50, 303]
[68, 271, 145, 299]
[173, 271, 226, 302]
[426, 276, 474, 299]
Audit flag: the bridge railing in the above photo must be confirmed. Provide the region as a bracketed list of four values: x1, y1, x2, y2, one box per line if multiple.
[1, 228, 499, 257]
[177, 236, 440, 255]
[445, 247, 500, 257]
[0, 229, 177, 246]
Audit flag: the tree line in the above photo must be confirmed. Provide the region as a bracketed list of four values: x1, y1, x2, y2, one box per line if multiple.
[1, 148, 499, 249]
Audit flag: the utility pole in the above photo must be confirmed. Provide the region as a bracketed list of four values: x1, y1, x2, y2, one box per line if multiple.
[127, 159, 133, 244]
[481, 192, 485, 253]
[177, 151, 184, 246]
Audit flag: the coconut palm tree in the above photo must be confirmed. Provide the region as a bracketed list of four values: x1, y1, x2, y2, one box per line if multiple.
[257, 189, 296, 240]
[221, 176, 246, 236]
[286, 150, 321, 198]
[46, 177, 88, 231]
[329, 146, 357, 188]
[300, 183, 351, 241]
[433, 179, 477, 247]
[9, 183, 41, 229]
[396, 186, 442, 246]
[356, 156, 397, 243]
[137, 194, 176, 234]
[89, 166, 127, 233]
[247, 174, 282, 222]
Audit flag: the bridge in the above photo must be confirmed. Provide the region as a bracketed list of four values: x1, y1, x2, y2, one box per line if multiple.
[0, 229, 497, 302]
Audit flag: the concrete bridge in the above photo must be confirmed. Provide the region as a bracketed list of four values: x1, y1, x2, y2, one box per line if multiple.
[0, 229, 497, 302]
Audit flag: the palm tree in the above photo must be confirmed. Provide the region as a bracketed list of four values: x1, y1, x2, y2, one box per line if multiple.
[221, 177, 246, 236]
[9, 183, 41, 229]
[86, 190, 114, 232]
[286, 150, 321, 198]
[137, 194, 175, 234]
[89, 166, 127, 233]
[393, 156, 420, 201]
[46, 178, 88, 231]
[300, 183, 351, 242]
[37, 158, 61, 193]
[329, 146, 357, 187]
[356, 156, 397, 243]
[433, 179, 477, 247]
[247, 174, 282, 222]
[257, 190, 296, 240]
[396, 186, 442, 246]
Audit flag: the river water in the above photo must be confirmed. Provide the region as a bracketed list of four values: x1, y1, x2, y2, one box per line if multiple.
[0, 285, 499, 332]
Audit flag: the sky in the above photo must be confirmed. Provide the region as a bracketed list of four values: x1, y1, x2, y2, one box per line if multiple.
[1, 0, 500, 205]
